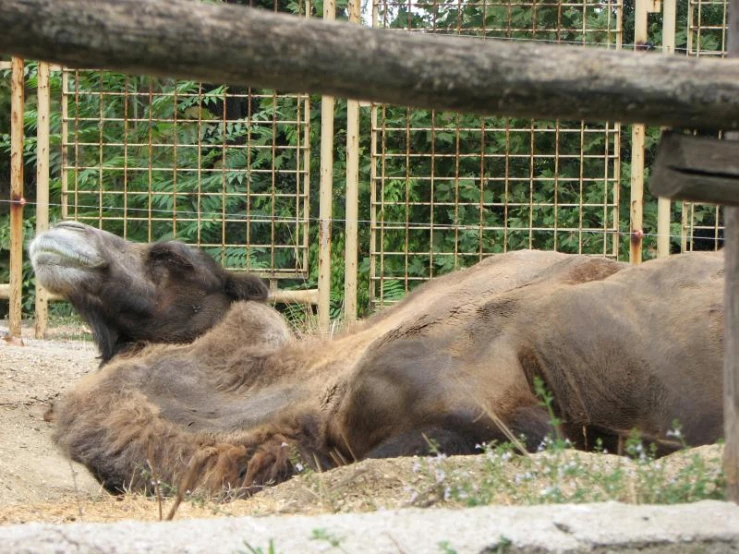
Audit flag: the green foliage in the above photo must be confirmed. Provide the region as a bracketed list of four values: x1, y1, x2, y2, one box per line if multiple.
[404, 438, 726, 508]
[371, 0, 622, 302]
[310, 528, 346, 551]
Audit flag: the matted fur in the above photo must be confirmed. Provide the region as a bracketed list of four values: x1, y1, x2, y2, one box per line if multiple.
[31, 224, 725, 495]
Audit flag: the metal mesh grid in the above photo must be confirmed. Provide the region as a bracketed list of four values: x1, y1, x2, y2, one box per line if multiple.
[60, 1, 311, 279]
[370, 0, 622, 304]
[680, 0, 726, 252]
[61, 74, 310, 278]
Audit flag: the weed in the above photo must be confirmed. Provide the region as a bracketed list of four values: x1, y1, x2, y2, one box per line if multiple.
[236, 539, 278, 554]
[310, 528, 346, 551]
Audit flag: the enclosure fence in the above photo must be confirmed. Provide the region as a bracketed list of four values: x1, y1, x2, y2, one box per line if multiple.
[0, 0, 729, 336]
[369, 0, 622, 305]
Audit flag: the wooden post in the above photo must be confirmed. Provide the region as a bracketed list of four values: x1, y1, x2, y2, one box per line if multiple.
[317, 0, 336, 333]
[630, 122, 645, 264]
[8, 57, 25, 338]
[61, 70, 70, 220]
[724, 207, 739, 504]
[724, 0, 739, 505]
[629, 0, 649, 264]
[34, 61, 51, 339]
[343, 0, 361, 324]
[657, 0, 677, 258]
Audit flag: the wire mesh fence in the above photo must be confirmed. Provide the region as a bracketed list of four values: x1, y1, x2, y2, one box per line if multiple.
[369, 0, 622, 305]
[61, 72, 311, 278]
[681, 0, 726, 252]
[57, 0, 312, 280]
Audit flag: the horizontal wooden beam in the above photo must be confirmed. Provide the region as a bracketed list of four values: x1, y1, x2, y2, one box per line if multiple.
[3, 0, 739, 129]
[0, 284, 318, 305]
[650, 131, 739, 206]
[268, 289, 319, 306]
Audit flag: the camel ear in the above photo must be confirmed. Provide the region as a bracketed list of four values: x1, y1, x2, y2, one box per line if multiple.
[225, 272, 269, 302]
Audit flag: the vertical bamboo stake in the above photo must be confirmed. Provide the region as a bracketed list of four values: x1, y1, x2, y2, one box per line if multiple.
[8, 57, 25, 338]
[34, 62, 51, 338]
[61, 70, 69, 220]
[343, 0, 361, 323]
[629, 0, 648, 264]
[318, 0, 336, 333]
[368, 0, 379, 309]
[724, 0, 739, 505]
[303, 95, 311, 276]
[656, 0, 677, 258]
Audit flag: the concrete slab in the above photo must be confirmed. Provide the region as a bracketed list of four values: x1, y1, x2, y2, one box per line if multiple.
[1, 500, 738, 553]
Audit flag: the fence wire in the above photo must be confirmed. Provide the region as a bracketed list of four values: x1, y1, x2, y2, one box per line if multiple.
[60, 2, 311, 279]
[681, 0, 726, 252]
[370, 0, 622, 305]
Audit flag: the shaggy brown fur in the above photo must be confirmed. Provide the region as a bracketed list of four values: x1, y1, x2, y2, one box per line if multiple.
[30, 223, 725, 495]
[30, 221, 268, 363]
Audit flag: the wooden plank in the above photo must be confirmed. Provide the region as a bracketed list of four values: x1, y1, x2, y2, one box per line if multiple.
[725, 0, 739, 506]
[5, 0, 739, 129]
[629, 0, 649, 264]
[3, 287, 319, 305]
[317, 0, 335, 334]
[34, 61, 51, 339]
[656, 0, 677, 258]
[650, 131, 739, 207]
[725, 208, 739, 504]
[343, 0, 361, 323]
[8, 57, 25, 338]
[269, 289, 319, 306]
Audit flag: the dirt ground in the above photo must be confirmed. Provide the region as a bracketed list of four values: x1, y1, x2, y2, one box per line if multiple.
[0, 319, 727, 527]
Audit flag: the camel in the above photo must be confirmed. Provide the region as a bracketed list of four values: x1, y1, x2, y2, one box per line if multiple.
[30, 221, 725, 495]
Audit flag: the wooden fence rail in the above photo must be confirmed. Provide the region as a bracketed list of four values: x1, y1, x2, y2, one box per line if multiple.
[2, 0, 739, 129]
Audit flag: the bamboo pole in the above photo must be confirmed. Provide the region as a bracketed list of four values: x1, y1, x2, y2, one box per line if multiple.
[724, 0, 739, 506]
[343, 0, 361, 323]
[301, 0, 311, 290]
[368, 0, 379, 309]
[34, 61, 51, 339]
[269, 289, 319, 306]
[629, 0, 648, 264]
[5, 0, 739, 129]
[61, 70, 69, 220]
[656, 0, 677, 258]
[3, 287, 319, 306]
[317, 0, 336, 333]
[8, 57, 25, 338]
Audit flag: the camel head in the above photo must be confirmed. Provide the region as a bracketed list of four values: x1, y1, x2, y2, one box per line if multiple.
[29, 221, 269, 363]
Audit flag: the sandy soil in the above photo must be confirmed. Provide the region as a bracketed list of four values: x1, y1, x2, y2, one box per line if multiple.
[0, 320, 726, 526]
